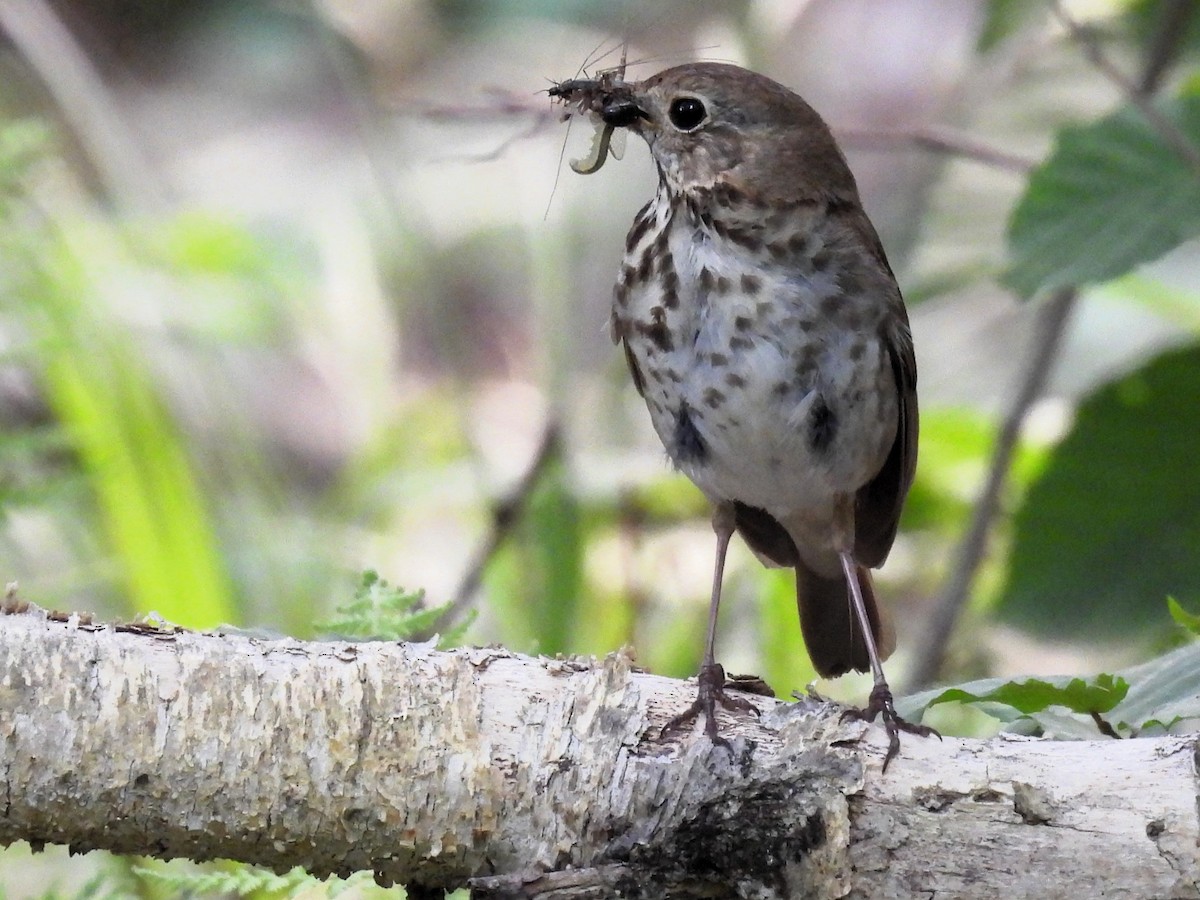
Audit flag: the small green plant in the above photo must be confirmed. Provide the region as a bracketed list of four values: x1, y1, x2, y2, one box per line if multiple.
[315, 570, 474, 648]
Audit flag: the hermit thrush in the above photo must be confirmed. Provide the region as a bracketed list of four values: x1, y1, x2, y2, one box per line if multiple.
[552, 62, 935, 769]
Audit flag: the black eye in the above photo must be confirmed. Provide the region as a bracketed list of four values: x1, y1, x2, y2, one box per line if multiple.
[668, 97, 707, 131]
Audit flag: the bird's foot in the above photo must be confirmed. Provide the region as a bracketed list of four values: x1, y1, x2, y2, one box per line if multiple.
[841, 683, 941, 772]
[661, 662, 760, 752]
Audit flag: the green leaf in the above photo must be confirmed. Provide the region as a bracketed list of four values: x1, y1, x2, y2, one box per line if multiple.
[315, 570, 472, 647]
[759, 567, 817, 691]
[1004, 97, 1200, 298]
[1109, 642, 1200, 733]
[1167, 596, 1200, 636]
[898, 642, 1200, 738]
[996, 344, 1200, 638]
[905, 673, 1128, 718]
[977, 0, 1043, 52]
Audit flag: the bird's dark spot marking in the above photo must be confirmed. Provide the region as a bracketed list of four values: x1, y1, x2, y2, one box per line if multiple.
[672, 405, 706, 463]
[795, 355, 818, 380]
[666, 367, 683, 383]
[613, 282, 629, 307]
[740, 274, 762, 295]
[662, 285, 680, 310]
[820, 295, 841, 316]
[838, 271, 864, 295]
[699, 267, 715, 292]
[636, 308, 673, 352]
[716, 275, 732, 295]
[773, 381, 791, 397]
[727, 228, 762, 252]
[653, 219, 670, 246]
[625, 205, 654, 252]
[756, 301, 773, 317]
[703, 387, 725, 408]
[825, 196, 857, 215]
[848, 342, 866, 362]
[734, 315, 753, 331]
[724, 184, 744, 205]
[812, 251, 833, 272]
[636, 248, 654, 283]
[767, 241, 788, 262]
[620, 263, 636, 283]
[725, 372, 746, 388]
[709, 352, 729, 366]
[808, 395, 837, 453]
[729, 335, 753, 351]
[662, 267, 679, 294]
[657, 249, 674, 277]
[787, 233, 808, 254]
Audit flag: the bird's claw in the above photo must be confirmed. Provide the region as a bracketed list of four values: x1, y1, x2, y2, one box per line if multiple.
[661, 662, 760, 752]
[841, 683, 941, 772]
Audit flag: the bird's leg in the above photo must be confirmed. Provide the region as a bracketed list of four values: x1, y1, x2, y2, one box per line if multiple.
[661, 502, 759, 748]
[837, 550, 939, 771]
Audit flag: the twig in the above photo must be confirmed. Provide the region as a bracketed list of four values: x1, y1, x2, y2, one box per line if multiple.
[415, 419, 563, 640]
[907, 0, 1198, 689]
[388, 90, 560, 123]
[394, 95, 1036, 175]
[837, 125, 1035, 174]
[1051, 0, 1200, 173]
[906, 287, 1077, 690]
[1136, 0, 1195, 97]
[0, 0, 163, 210]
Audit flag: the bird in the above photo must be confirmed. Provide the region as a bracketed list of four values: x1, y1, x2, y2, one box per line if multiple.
[551, 61, 936, 770]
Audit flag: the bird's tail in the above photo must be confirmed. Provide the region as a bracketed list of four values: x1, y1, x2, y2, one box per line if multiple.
[795, 562, 895, 679]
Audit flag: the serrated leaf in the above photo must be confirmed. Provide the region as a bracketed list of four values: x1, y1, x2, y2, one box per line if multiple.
[1005, 97, 1200, 298]
[1167, 596, 1200, 635]
[997, 344, 1200, 638]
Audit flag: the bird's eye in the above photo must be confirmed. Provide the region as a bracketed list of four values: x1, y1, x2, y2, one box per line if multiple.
[668, 97, 707, 131]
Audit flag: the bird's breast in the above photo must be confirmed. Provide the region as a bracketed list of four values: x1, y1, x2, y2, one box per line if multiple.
[612, 190, 898, 514]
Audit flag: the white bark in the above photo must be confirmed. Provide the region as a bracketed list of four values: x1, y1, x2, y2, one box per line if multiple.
[0, 606, 1197, 898]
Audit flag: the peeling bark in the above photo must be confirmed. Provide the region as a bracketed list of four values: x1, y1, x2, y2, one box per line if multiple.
[0, 607, 1197, 898]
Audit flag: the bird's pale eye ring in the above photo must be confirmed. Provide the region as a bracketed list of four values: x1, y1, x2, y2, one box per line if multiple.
[668, 96, 707, 131]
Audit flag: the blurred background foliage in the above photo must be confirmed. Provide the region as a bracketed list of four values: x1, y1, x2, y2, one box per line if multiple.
[2, 0, 1200, 894]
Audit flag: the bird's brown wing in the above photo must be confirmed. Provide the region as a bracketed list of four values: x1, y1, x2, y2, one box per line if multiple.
[854, 308, 918, 568]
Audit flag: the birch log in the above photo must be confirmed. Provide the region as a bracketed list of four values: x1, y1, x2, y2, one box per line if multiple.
[0, 605, 1197, 898]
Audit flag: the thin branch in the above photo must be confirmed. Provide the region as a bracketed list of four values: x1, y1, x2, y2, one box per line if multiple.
[416, 419, 563, 640]
[1136, 0, 1196, 97]
[836, 125, 1035, 174]
[0, 0, 164, 210]
[906, 287, 1077, 690]
[1052, 0, 1200, 173]
[393, 94, 1037, 175]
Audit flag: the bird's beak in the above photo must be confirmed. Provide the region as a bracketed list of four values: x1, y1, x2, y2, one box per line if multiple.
[600, 90, 648, 129]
